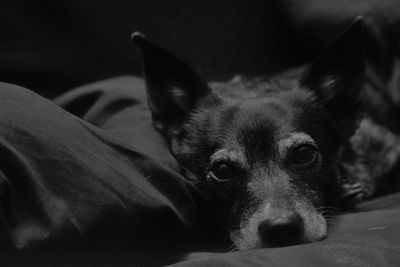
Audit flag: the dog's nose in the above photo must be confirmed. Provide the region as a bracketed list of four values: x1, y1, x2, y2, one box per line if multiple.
[258, 212, 304, 247]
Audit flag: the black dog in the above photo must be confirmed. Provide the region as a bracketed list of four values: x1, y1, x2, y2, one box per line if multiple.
[131, 18, 400, 250]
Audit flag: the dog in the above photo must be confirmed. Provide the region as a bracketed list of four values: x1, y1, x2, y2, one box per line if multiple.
[131, 17, 400, 250]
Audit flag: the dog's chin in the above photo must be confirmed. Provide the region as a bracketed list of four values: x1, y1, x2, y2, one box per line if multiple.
[230, 204, 328, 250]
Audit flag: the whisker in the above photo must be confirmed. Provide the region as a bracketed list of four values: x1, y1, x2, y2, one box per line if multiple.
[326, 221, 339, 226]
[325, 217, 339, 224]
[316, 206, 339, 212]
[318, 206, 339, 210]
[228, 245, 239, 252]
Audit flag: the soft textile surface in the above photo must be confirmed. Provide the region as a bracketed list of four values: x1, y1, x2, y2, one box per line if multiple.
[173, 194, 400, 266]
[0, 76, 399, 266]
[0, 0, 400, 266]
[0, 78, 202, 266]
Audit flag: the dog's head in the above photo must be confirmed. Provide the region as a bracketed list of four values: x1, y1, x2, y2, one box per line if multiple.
[132, 18, 365, 250]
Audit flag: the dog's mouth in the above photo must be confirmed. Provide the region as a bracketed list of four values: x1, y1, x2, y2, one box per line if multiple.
[230, 203, 328, 250]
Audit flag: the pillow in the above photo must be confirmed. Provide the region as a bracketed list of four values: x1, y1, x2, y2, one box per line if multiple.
[0, 79, 198, 265]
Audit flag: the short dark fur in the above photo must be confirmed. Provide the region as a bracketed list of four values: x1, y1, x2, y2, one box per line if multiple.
[131, 18, 400, 250]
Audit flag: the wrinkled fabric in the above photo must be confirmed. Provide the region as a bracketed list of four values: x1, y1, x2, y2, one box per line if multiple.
[0, 76, 400, 266]
[0, 78, 201, 265]
[0, 0, 400, 266]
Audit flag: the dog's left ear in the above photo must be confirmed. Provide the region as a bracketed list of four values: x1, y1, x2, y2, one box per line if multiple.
[300, 17, 365, 140]
[132, 32, 217, 134]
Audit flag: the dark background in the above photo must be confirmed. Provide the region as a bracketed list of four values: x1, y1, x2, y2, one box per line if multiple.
[0, 0, 334, 98]
[0, 0, 398, 98]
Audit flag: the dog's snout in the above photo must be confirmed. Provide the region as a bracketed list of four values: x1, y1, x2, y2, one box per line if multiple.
[257, 212, 304, 247]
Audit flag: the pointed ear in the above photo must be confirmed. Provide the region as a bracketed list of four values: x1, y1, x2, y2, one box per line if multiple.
[132, 32, 217, 134]
[300, 17, 366, 140]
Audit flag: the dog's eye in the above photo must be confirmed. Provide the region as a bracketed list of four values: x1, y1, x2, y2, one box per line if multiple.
[207, 161, 233, 182]
[289, 144, 319, 167]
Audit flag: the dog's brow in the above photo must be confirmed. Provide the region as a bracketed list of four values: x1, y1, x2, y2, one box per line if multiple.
[278, 132, 315, 156]
[211, 149, 246, 165]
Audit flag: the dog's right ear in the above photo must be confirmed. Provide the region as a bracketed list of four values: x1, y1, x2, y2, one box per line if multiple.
[300, 17, 365, 141]
[132, 32, 217, 134]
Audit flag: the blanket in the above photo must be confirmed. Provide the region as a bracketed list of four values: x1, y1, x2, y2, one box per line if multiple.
[0, 76, 399, 266]
[1, 0, 400, 266]
[0, 78, 200, 266]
